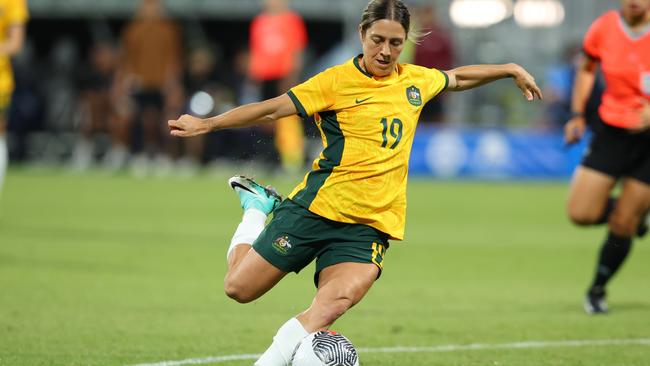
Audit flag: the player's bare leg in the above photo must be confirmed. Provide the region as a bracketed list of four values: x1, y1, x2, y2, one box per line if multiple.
[297, 262, 378, 330]
[568, 167, 619, 314]
[225, 248, 286, 303]
[609, 178, 650, 237]
[585, 178, 650, 314]
[255, 262, 378, 366]
[567, 167, 617, 225]
[225, 176, 287, 303]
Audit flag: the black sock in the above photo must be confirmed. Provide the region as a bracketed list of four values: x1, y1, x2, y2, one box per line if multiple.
[595, 198, 617, 225]
[590, 232, 632, 290]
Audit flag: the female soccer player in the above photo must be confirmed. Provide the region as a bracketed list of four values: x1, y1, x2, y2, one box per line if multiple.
[565, 0, 650, 314]
[169, 0, 541, 364]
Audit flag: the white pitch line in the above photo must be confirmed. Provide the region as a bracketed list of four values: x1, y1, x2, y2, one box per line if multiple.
[356, 338, 650, 354]
[128, 354, 260, 366]
[127, 338, 650, 366]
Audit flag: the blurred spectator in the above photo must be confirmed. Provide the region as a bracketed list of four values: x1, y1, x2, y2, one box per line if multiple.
[411, 4, 454, 124]
[8, 39, 43, 162]
[70, 39, 120, 171]
[42, 37, 80, 135]
[183, 44, 262, 168]
[542, 43, 602, 130]
[0, 0, 28, 198]
[248, 0, 307, 174]
[203, 47, 267, 169]
[115, 0, 183, 176]
[174, 42, 231, 176]
[232, 47, 258, 106]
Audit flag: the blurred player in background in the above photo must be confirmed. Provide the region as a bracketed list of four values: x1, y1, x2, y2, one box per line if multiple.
[565, 0, 650, 315]
[174, 43, 216, 175]
[70, 39, 119, 171]
[115, 0, 182, 176]
[410, 3, 454, 123]
[0, 0, 28, 200]
[169, 0, 541, 364]
[542, 43, 602, 131]
[249, 0, 307, 174]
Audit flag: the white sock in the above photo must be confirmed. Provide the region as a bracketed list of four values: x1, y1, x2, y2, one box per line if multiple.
[255, 318, 309, 366]
[227, 208, 267, 260]
[0, 136, 7, 196]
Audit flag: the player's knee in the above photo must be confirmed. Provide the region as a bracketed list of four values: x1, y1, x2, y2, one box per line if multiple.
[224, 280, 256, 304]
[567, 205, 599, 226]
[608, 211, 637, 237]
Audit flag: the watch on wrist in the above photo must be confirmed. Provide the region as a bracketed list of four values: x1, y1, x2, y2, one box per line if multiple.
[570, 111, 584, 119]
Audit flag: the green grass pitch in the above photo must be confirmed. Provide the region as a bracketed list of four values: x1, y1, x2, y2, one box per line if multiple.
[1, 169, 649, 366]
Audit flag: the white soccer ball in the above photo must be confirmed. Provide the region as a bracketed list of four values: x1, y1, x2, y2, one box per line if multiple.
[291, 330, 360, 366]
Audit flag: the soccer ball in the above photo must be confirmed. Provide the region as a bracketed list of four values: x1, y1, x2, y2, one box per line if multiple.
[291, 330, 360, 366]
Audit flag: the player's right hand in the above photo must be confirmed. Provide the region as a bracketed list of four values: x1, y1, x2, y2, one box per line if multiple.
[168, 114, 210, 137]
[564, 116, 587, 144]
[512, 65, 543, 101]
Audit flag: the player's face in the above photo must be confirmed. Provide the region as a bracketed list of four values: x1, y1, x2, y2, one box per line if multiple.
[621, 0, 650, 18]
[359, 19, 406, 77]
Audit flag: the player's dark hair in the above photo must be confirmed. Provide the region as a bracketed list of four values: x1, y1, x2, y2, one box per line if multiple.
[359, 0, 411, 39]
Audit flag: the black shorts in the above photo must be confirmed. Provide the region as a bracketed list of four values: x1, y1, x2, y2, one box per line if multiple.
[252, 199, 390, 287]
[582, 117, 650, 184]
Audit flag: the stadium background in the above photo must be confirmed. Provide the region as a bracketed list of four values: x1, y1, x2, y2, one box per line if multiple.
[1, 1, 649, 366]
[9, 0, 613, 178]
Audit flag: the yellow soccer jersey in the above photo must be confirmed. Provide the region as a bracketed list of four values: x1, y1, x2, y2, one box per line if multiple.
[287, 55, 448, 240]
[0, 0, 28, 95]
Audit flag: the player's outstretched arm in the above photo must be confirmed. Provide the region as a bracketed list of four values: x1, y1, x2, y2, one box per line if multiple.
[168, 94, 298, 137]
[445, 63, 543, 101]
[564, 56, 598, 144]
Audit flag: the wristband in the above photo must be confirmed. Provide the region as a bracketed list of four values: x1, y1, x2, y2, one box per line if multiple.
[570, 111, 584, 119]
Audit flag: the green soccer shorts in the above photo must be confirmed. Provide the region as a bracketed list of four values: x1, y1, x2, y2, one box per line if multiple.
[252, 199, 390, 287]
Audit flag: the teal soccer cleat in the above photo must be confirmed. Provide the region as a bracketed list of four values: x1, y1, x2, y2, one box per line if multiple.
[228, 176, 282, 215]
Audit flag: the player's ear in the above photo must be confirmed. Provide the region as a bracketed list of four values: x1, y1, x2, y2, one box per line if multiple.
[358, 25, 364, 43]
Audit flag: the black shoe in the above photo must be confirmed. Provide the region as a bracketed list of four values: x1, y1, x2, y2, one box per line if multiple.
[584, 287, 608, 315]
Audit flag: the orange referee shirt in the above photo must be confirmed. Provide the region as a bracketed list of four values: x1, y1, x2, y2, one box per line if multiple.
[249, 11, 307, 81]
[584, 10, 650, 129]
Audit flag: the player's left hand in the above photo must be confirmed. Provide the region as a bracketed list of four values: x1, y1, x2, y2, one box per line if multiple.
[168, 114, 211, 137]
[512, 66, 543, 101]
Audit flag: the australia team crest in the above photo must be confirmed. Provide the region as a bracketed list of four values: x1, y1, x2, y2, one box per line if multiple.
[272, 235, 292, 255]
[406, 85, 422, 106]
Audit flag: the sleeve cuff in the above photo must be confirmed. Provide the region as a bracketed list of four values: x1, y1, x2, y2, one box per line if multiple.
[582, 48, 599, 61]
[287, 90, 308, 118]
[440, 70, 449, 91]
